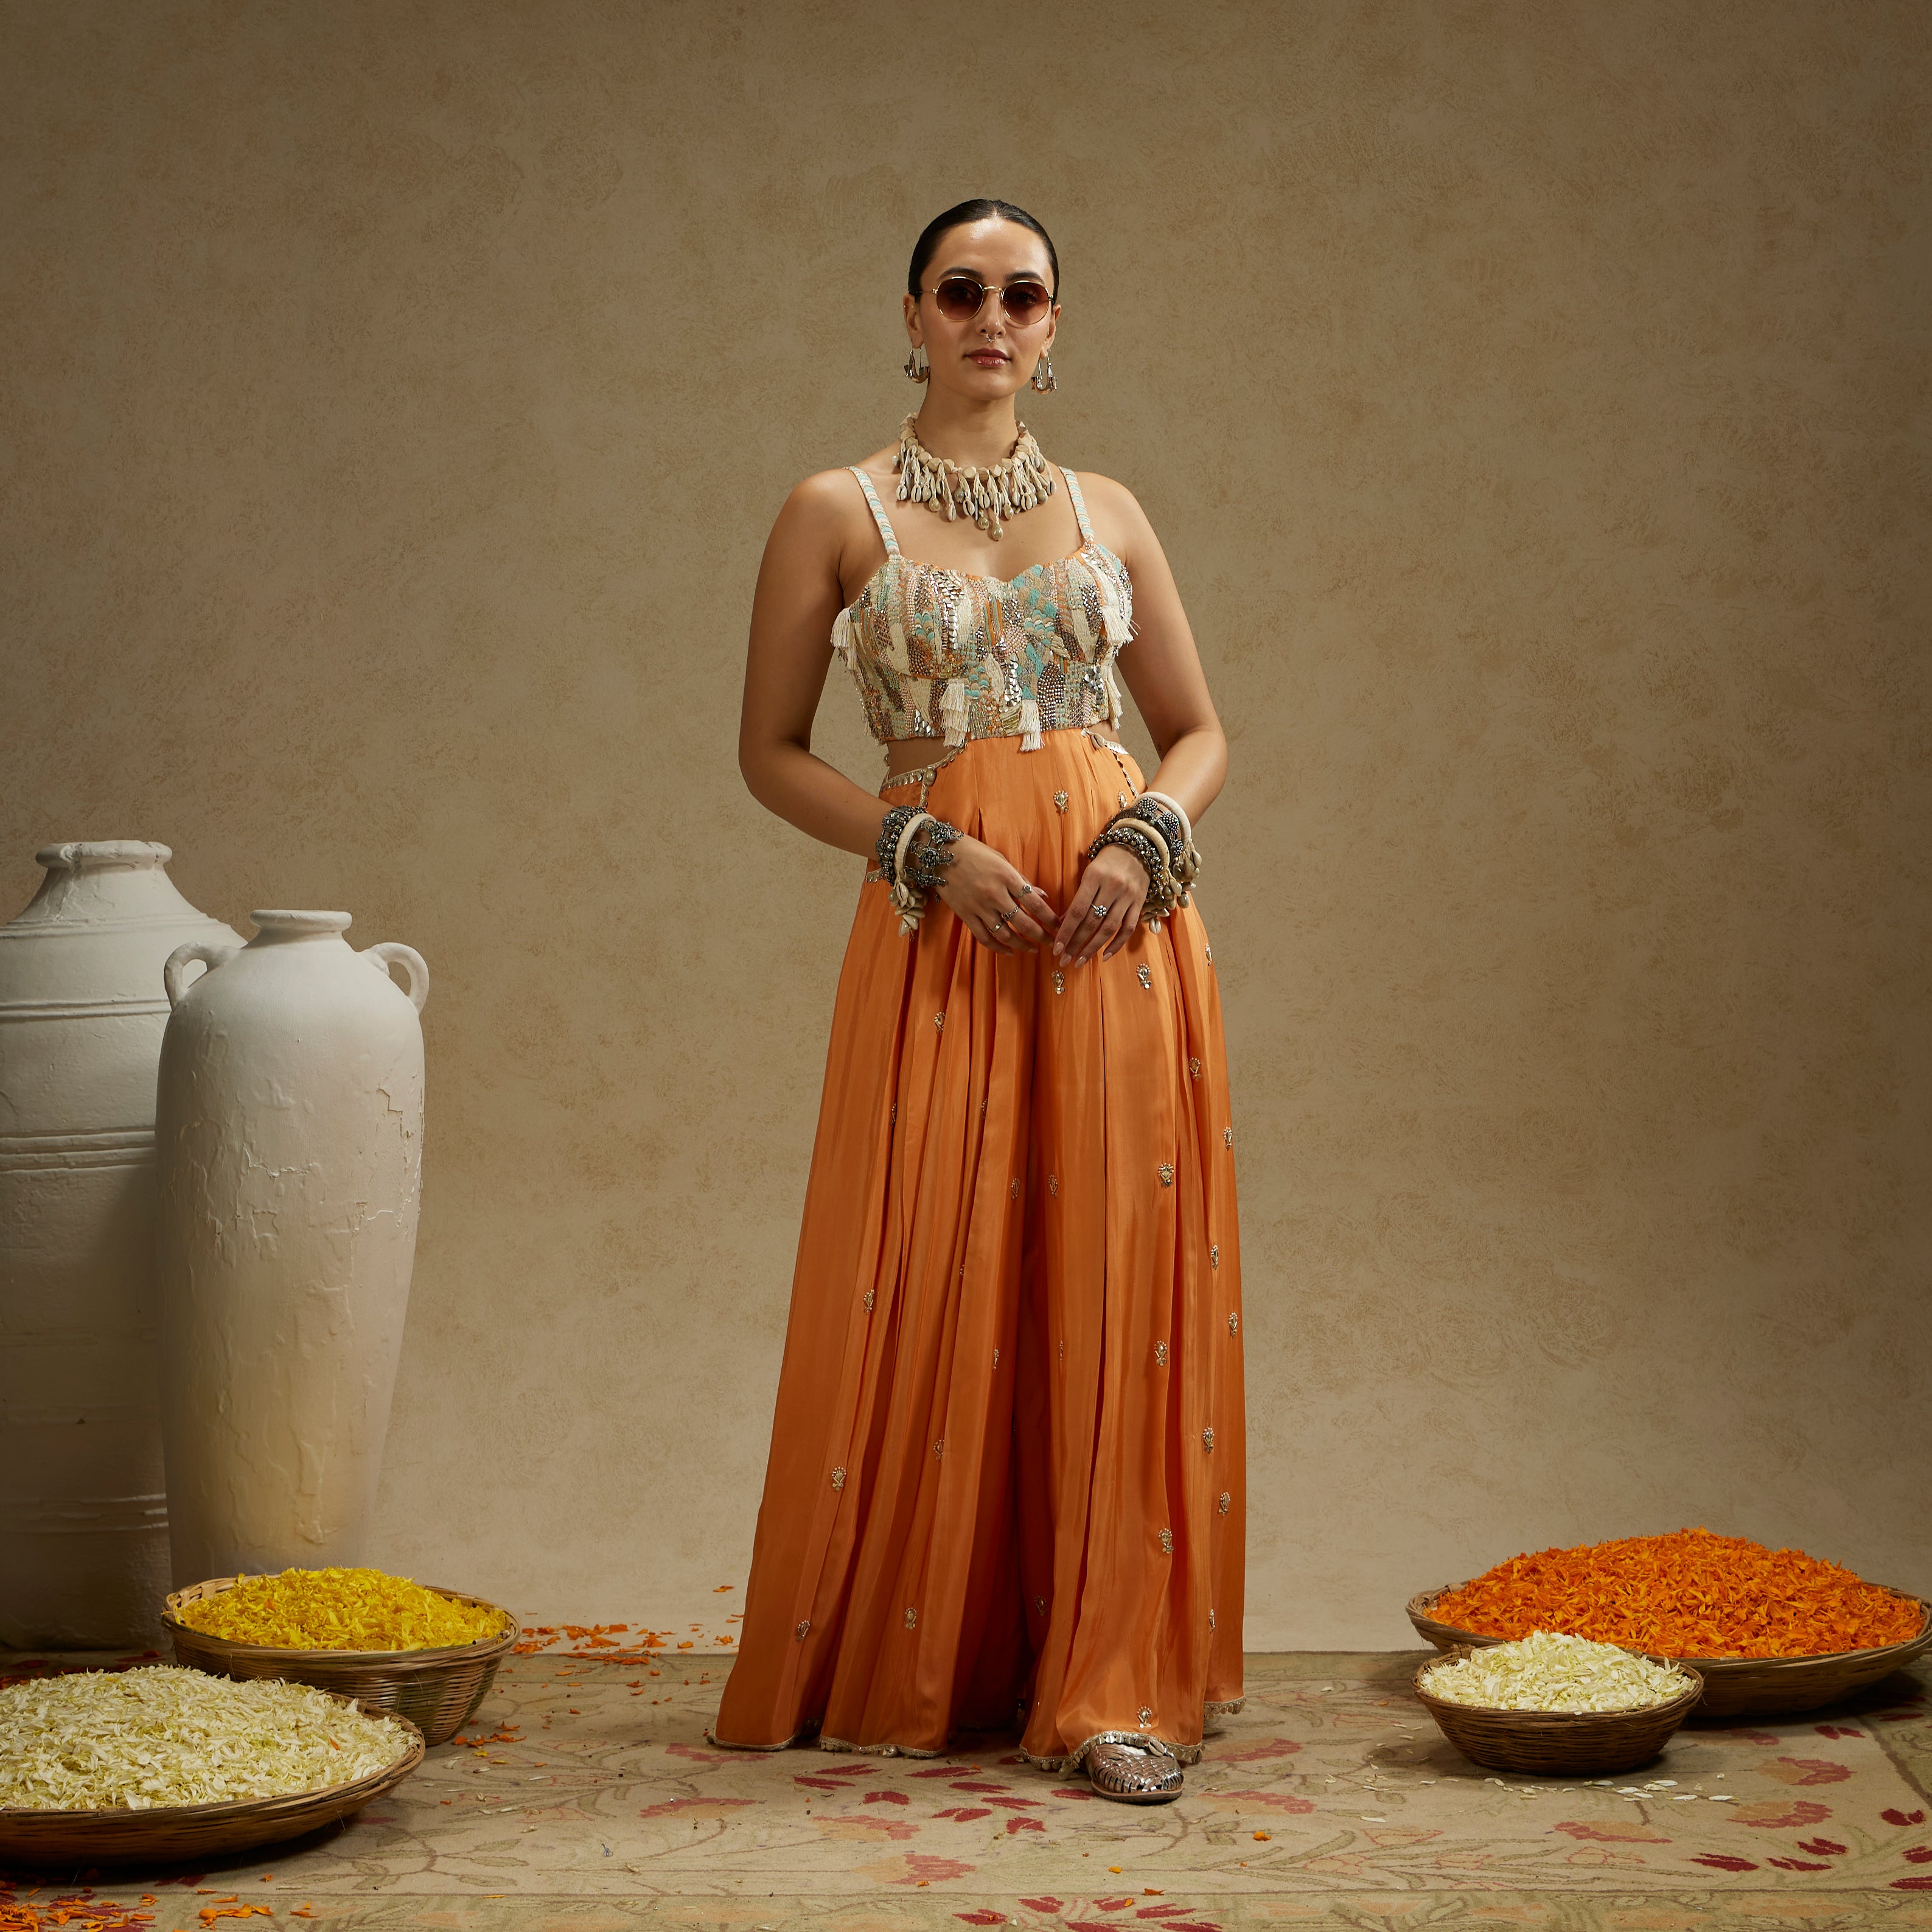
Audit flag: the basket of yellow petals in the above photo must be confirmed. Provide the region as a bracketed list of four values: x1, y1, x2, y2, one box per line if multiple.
[166, 1568, 519, 1746]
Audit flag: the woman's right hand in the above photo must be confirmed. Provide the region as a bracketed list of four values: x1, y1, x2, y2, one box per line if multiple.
[932, 832, 1059, 954]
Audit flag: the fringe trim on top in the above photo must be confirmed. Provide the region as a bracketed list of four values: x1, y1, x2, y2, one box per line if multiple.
[829, 605, 872, 704]
[1019, 697, 1042, 751]
[1089, 557, 1134, 646]
[939, 678, 970, 747]
[829, 607, 854, 660]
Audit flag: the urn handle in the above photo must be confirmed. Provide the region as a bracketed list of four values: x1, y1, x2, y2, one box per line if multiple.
[162, 940, 241, 1009]
[364, 941, 430, 1013]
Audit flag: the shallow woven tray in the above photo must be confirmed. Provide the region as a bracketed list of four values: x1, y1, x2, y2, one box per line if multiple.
[1408, 1584, 1932, 1718]
[0, 1693, 422, 1867]
[165, 1578, 518, 1746]
[1412, 1644, 1703, 1774]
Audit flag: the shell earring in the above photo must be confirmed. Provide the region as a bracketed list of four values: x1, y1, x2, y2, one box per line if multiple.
[904, 343, 930, 383]
[1030, 350, 1056, 394]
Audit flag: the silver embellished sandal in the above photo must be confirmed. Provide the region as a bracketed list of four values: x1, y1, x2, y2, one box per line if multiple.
[1085, 1737, 1184, 1804]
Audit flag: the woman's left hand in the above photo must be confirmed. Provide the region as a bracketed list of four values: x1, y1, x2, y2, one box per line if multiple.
[1053, 844, 1149, 966]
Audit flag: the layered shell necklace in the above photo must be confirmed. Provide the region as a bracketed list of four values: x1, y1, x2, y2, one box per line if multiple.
[893, 411, 1055, 540]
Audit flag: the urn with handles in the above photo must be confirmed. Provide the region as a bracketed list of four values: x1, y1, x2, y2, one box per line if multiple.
[0, 842, 240, 1645]
[156, 910, 428, 1582]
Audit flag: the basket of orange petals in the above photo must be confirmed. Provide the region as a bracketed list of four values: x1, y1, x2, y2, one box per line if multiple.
[1409, 1529, 1931, 1718]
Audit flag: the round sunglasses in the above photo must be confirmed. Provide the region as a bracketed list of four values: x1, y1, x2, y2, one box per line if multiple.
[921, 273, 1055, 327]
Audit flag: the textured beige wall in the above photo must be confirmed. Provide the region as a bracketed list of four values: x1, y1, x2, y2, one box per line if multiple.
[3, 1, 1927, 1650]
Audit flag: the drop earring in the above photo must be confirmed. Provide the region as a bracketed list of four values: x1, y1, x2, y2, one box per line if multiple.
[904, 343, 929, 383]
[1030, 350, 1056, 394]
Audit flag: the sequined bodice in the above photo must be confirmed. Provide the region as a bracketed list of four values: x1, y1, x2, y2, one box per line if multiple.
[830, 464, 1134, 750]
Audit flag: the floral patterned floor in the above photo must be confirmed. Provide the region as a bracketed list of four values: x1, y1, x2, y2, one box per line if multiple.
[7, 1649, 1932, 1930]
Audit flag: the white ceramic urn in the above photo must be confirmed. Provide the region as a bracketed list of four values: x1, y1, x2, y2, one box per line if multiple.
[155, 910, 428, 1583]
[0, 842, 241, 1646]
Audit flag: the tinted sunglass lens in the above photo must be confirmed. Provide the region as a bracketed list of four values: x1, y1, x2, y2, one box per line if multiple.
[1003, 282, 1050, 323]
[934, 277, 985, 319]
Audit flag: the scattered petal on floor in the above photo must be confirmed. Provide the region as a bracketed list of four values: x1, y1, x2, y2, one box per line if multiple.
[4, 1648, 1930, 1925]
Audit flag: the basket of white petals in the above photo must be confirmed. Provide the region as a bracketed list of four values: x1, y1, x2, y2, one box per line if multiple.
[1414, 1630, 1703, 1775]
[0, 1664, 422, 1863]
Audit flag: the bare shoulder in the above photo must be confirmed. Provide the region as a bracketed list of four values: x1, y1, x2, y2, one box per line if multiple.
[1062, 469, 1156, 558]
[787, 464, 857, 514]
[765, 461, 896, 606]
[1065, 467, 1134, 506]
[784, 452, 896, 523]
[768, 464, 862, 559]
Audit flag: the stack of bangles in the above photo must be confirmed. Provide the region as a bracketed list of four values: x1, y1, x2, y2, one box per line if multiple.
[1086, 789, 1202, 929]
[874, 803, 964, 935]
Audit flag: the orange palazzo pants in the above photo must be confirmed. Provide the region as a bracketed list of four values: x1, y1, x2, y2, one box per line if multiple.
[712, 727, 1245, 1770]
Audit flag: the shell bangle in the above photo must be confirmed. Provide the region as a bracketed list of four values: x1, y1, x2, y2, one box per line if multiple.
[874, 803, 924, 881]
[887, 808, 962, 936]
[1134, 789, 1201, 891]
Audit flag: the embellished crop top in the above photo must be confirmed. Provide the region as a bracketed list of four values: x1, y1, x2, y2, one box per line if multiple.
[829, 464, 1135, 750]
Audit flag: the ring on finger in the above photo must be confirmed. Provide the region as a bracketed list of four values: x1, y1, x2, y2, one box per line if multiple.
[1089, 901, 1111, 920]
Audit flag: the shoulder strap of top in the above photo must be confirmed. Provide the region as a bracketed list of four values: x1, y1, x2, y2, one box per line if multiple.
[1061, 467, 1095, 544]
[848, 466, 900, 557]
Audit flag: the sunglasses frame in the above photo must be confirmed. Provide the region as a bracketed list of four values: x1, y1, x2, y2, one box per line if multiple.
[921, 273, 1056, 326]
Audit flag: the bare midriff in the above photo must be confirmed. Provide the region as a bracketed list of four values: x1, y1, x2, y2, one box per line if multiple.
[881, 737, 951, 783]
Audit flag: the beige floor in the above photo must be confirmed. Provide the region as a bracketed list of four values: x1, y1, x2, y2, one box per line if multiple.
[6, 1650, 1932, 1930]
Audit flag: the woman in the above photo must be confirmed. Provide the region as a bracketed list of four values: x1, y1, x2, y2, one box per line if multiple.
[711, 198, 1244, 1804]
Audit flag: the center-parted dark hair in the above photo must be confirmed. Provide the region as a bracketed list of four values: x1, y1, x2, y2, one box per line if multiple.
[908, 199, 1059, 302]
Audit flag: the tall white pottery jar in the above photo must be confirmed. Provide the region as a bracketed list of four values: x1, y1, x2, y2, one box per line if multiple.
[155, 910, 428, 1583]
[0, 842, 240, 1646]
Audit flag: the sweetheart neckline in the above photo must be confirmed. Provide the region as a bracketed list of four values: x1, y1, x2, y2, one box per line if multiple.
[843, 537, 1125, 615]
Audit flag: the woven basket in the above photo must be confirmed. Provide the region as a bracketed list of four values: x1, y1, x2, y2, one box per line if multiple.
[1412, 1645, 1703, 1774]
[0, 1694, 422, 1867]
[165, 1578, 518, 1746]
[1408, 1584, 1932, 1718]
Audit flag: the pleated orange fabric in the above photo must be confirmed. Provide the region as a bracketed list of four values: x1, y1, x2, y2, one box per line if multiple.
[712, 726, 1245, 1771]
